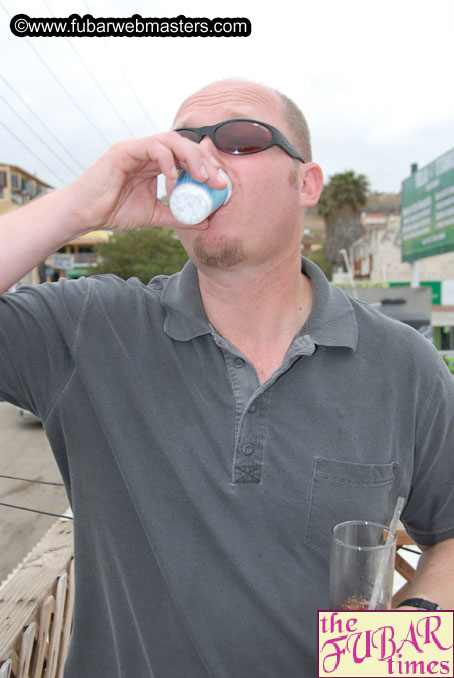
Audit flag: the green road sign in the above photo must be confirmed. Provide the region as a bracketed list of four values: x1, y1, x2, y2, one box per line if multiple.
[401, 147, 454, 262]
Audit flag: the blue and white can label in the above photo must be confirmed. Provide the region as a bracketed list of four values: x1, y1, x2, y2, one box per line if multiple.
[169, 169, 231, 225]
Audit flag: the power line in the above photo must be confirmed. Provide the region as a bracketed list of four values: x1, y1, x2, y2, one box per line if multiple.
[0, 72, 86, 173]
[0, 116, 68, 185]
[0, 475, 70, 520]
[43, 0, 137, 139]
[0, 473, 64, 486]
[83, 0, 159, 134]
[24, 38, 113, 147]
[0, 501, 72, 520]
[0, 90, 79, 179]
[0, 1, 113, 147]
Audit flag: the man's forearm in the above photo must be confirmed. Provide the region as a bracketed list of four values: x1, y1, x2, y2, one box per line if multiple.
[0, 131, 228, 295]
[398, 538, 454, 609]
[0, 187, 88, 294]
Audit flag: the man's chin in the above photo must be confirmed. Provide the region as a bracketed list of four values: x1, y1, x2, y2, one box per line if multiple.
[192, 234, 247, 269]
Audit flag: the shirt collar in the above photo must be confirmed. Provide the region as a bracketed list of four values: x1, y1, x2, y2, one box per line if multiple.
[160, 259, 209, 341]
[302, 257, 358, 350]
[158, 257, 358, 350]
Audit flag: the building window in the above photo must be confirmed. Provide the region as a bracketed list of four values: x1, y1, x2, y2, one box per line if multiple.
[0, 171, 6, 188]
[11, 173, 20, 190]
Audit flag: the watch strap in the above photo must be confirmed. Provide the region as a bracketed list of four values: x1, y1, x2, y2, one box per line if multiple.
[396, 597, 443, 610]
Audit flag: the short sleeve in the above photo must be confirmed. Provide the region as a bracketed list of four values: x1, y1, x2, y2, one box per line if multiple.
[402, 355, 454, 545]
[0, 278, 90, 421]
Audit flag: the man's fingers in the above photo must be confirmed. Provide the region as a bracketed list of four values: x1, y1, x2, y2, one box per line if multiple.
[152, 143, 179, 180]
[116, 133, 227, 188]
[84, 132, 229, 233]
[161, 133, 215, 183]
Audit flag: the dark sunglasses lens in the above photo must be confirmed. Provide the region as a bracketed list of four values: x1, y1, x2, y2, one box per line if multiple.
[215, 121, 273, 153]
[177, 129, 199, 142]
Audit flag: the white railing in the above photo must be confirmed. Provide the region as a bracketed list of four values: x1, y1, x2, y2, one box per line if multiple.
[0, 518, 74, 678]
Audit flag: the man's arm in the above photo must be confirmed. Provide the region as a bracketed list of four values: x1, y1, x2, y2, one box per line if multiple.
[396, 538, 454, 610]
[0, 188, 88, 294]
[0, 132, 225, 293]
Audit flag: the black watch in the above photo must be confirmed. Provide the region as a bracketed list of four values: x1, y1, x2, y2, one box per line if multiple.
[396, 597, 443, 610]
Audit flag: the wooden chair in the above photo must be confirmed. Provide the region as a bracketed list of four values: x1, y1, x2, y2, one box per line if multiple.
[392, 523, 420, 606]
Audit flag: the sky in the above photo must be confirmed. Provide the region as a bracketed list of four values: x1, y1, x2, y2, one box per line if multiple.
[0, 0, 453, 196]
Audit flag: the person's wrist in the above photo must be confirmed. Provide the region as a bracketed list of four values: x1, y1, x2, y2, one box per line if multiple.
[50, 184, 98, 238]
[396, 597, 443, 610]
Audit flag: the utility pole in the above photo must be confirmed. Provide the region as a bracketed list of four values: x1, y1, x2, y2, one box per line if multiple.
[410, 163, 420, 288]
[339, 248, 358, 299]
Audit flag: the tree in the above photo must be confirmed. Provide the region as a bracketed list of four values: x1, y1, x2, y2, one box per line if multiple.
[303, 248, 332, 280]
[91, 228, 189, 283]
[317, 171, 369, 269]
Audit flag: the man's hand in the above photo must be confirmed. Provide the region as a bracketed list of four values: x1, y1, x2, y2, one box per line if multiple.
[0, 131, 227, 292]
[66, 131, 227, 233]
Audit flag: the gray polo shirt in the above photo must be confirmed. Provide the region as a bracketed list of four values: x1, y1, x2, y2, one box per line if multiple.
[0, 257, 453, 678]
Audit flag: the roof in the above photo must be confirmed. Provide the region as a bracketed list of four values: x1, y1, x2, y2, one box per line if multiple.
[66, 231, 111, 245]
[0, 163, 53, 188]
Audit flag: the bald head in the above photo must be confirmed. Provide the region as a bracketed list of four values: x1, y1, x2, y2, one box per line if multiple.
[175, 78, 312, 163]
[275, 88, 312, 163]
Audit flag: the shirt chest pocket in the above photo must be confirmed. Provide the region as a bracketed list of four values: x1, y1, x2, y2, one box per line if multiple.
[304, 457, 400, 558]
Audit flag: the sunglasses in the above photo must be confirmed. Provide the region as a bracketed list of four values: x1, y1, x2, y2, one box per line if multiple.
[175, 118, 305, 163]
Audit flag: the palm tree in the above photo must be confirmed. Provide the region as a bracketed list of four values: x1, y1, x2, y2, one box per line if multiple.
[318, 171, 369, 269]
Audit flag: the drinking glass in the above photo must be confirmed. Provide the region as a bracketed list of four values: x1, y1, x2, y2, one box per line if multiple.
[329, 520, 396, 610]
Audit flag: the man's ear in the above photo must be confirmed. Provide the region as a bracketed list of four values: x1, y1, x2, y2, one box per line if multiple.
[299, 162, 324, 207]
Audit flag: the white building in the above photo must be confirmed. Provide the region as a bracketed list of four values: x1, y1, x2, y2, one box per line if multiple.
[349, 214, 454, 350]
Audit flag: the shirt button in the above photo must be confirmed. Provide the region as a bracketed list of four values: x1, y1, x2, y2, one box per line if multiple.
[242, 443, 254, 455]
[233, 357, 245, 368]
[248, 404, 257, 413]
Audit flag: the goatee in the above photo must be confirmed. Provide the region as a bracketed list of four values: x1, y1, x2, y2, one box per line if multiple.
[192, 234, 247, 268]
